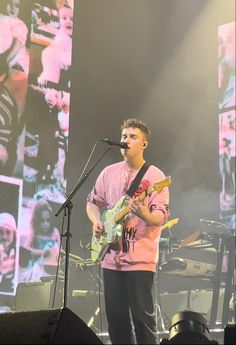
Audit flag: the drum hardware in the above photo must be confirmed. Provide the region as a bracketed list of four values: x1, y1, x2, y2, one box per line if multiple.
[157, 218, 180, 331]
[155, 219, 180, 332]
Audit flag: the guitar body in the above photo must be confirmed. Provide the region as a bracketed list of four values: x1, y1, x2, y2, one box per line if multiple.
[91, 196, 127, 262]
[91, 176, 172, 262]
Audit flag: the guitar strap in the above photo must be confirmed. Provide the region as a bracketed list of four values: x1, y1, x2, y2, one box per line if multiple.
[126, 162, 150, 198]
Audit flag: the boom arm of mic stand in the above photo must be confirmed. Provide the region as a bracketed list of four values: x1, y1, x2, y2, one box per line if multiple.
[54, 146, 112, 308]
[55, 146, 112, 217]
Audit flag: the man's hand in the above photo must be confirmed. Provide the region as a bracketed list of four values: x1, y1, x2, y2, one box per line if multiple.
[92, 220, 104, 239]
[129, 199, 149, 220]
[129, 199, 164, 226]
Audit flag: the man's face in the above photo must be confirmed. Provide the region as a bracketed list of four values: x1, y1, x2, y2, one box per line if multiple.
[6, 0, 20, 18]
[121, 127, 147, 158]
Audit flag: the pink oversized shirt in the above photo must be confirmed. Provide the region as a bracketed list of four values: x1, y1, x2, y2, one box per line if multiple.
[87, 161, 170, 272]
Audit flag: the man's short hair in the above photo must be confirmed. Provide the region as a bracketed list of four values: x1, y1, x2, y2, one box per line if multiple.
[121, 117, 150, 140]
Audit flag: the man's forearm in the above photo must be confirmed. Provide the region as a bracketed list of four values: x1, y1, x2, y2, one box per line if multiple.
[86, 202, 101, 224]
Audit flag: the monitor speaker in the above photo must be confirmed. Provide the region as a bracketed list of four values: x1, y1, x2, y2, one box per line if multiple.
[0, 307, 103, 344]
[15, 281, 53, 311]
[159, 289, 225, 323]
[159, 291, 188, 321]
[15, 280, 64, 311]
[224, 323, 236, 345]
[190, 288, 225, 322]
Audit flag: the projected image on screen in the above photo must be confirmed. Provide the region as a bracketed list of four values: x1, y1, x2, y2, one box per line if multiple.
[18, 198, 61, 283]
[1, 0, 74, 306]
[33, 2, 73, 88]
[23, 0, 73, 204]
[23, 85, 70, 203]
[218, 21, 235, 112]
[0, 0, 30, 77]
[218, 22, 235, 224]
[0, 175, 22, 296]
[0, 0, 31, 178]
[219, 111, 235, 213]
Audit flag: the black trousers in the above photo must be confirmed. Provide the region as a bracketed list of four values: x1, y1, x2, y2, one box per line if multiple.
[103, 268, 158, 345]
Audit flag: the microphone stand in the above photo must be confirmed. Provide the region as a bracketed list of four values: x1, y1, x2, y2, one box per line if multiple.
[55, 145, 112, 308]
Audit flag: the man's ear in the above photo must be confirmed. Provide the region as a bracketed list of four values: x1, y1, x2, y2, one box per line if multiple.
[143, 141, 148, 148]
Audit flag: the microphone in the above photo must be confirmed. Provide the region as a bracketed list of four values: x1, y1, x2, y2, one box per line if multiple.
[101, 138, 129, 149]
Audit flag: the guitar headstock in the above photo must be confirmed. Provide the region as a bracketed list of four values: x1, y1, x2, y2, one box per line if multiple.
[153, 176, 172, 192]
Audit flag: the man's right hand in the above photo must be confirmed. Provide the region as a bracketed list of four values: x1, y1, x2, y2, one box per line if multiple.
[92, 220, 104, 239]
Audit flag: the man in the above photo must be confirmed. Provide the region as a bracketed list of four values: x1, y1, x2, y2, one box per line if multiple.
[86, 118, 170, 344]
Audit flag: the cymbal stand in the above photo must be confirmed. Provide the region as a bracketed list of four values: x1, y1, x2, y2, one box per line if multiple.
[87, 268, 105, 339]
[155, 237, 173, 333]
[154, 269, 166, 332]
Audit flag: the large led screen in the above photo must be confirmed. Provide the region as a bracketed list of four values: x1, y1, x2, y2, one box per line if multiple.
[0, 0, 74, 301]
[218, 21, 235, 226]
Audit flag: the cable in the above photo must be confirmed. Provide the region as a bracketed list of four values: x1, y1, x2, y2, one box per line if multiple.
[76, 141, 98, 184]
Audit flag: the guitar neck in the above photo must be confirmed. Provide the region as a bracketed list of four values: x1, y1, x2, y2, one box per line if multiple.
[115, 186, 154, 223]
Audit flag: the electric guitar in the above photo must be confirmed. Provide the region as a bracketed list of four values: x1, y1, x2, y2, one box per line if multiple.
[91, 176, 172, 262]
